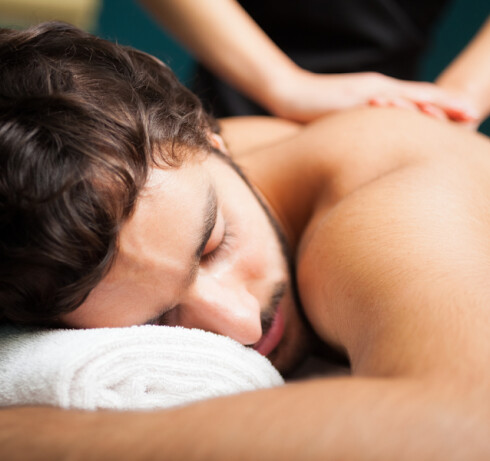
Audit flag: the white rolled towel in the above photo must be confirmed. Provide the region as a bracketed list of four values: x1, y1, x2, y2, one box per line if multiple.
[0, 324, 284, 410]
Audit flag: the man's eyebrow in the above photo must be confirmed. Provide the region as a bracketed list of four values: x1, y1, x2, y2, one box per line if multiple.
[194, 185, 218, 263]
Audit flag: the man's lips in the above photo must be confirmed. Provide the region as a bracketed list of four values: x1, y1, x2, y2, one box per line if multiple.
[253, 304, 285, 357]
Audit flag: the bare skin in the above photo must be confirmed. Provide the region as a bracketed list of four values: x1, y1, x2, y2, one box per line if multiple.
[3, 108, 490, 459]
[230, 108, 490, 375]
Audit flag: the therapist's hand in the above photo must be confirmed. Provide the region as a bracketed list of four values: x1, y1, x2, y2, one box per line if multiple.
[264, 70, 477, 124]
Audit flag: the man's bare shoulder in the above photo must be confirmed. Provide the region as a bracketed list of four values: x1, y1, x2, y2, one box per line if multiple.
[297, 129, 490, 378]
[224, 108, 489, 172]
[299, 107, 489, 161]
[294, 108, 490, 205]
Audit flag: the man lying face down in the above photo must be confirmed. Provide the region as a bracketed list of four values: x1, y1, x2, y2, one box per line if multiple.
[2, 22, 490, 459]
[0, 21, 311, 374]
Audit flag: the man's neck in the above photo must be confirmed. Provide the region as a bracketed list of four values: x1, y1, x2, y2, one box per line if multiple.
[236, 136, 328, 253]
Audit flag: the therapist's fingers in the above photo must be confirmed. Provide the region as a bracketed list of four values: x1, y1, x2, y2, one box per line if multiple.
[398, 81, 477, 122]
[415, 102, 448, 121]
[369, 96, 425, 115]
[365, 75, 475, 122]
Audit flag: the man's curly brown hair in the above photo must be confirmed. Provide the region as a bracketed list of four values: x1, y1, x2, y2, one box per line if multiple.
[0, 21, 218, 325]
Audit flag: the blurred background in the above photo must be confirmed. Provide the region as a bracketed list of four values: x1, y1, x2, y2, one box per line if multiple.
[0, 0, 488, 134]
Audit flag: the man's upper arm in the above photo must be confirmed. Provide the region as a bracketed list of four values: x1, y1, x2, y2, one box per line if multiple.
[297, 159, 490, 377]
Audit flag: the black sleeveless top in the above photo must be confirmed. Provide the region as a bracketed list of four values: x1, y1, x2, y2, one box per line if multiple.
[193, 0, 450, 117]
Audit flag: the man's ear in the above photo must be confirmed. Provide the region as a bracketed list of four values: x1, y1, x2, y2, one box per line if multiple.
[208, 133, 229, 155]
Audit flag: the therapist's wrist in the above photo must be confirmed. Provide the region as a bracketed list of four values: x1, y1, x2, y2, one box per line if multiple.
[255, 64, 315, 122]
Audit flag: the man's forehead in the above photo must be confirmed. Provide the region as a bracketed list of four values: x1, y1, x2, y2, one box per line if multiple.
[118, 164, 211, 269]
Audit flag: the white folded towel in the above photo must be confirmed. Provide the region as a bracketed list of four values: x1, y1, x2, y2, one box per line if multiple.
[0, 325, 284, 410]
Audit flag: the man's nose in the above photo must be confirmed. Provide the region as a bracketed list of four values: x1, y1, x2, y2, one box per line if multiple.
[180, 274, 263, 346]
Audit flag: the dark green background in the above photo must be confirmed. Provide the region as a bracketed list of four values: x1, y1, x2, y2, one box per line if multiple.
[96, 0, 490, 134]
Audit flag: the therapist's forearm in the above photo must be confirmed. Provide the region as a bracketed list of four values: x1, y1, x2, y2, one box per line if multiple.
[139, 0, 300, 114]
[436, 17, 490, 125]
